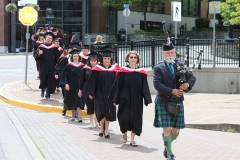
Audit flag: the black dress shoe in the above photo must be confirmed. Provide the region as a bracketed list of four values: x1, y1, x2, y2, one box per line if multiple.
[105, 135, 110, 139]
[62, 110, 66, 116]
[99, 133, 103, 137]
[167, 155, 175, 160]
[41, 91, 44, 98]
[163, 148, 167, 158]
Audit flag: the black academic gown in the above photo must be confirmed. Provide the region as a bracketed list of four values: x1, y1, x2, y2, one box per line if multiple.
[85, 64, 118, 122]
[110, 66, 152, 136]
[60, 62, 84, 110]
[78, 65, 94, 113]
[55, 55, 69, 77]
[33, 44, 61, 94]
[33, 41, 44, 71]
[79, 52, 89, 65]
[55, 55, 69, 87]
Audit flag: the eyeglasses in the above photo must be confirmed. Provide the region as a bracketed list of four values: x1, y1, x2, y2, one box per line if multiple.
[129, 56, 137, 59]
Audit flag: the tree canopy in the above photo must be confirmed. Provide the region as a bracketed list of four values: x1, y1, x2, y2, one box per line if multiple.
[220, 0, 240, 25]
[102, 0, 167, 31]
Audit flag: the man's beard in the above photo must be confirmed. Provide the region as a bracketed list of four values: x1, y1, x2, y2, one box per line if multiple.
[165, 57, 175, 63]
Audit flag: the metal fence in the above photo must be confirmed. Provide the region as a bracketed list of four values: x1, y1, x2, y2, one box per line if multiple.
[91, 38, 240, 68]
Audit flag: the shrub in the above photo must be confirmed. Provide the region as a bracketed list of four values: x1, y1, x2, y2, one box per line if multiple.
[5, 3, 17, 14]
[132, 30, 146, 34]
[195, 18, 210, 28]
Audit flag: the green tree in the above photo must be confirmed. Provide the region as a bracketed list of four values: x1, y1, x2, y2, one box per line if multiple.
[220, 0, 237, 26]
[220, 0, 237, 38]
[102, 0, 166, 31]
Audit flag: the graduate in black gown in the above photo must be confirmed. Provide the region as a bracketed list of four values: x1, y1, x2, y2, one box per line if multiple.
[60, 50, 84, 121]
[85, 46, 119, 139]
[33, 32, 61, 100]
[79, 45, 89, 64]
[110, 51, 152, 146]
[55, 45, 70, 116]
[52, 37, 63, 93]
[78, 52, 99, 128]
[33, 32, 45, 78]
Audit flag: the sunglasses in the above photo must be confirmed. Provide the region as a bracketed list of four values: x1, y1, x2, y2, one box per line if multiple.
[129, 56, 137, 59]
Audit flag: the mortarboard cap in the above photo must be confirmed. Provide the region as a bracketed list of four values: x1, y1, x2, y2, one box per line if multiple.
[163, 42, 175, 51]
[53, 37, 59, 42]
[45, 31, 54, 37]
[38, 32, 45, 37]
[98, 45, 114, 57]
[82, 44, 90, 50]
[69, 50, 80, 55]
[63, 45, 70, 49]
[51, 28, 57, 32]
[71, 42, 80, 49]
[87, 52, 98, 59]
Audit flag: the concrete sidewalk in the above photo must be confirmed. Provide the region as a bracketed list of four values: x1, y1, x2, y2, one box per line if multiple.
[0, 80, 240, 160]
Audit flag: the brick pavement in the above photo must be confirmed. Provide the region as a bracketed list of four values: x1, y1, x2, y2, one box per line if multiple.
[0, 79, 240, 159]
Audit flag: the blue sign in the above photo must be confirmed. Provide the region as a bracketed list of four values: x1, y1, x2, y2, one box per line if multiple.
[124, 4, 129, 8]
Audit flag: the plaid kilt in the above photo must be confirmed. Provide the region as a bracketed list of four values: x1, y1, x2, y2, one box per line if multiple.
[153, 96, 185, 129]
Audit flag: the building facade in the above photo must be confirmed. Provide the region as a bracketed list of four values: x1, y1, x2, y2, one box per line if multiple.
[0, 0, 210, 53]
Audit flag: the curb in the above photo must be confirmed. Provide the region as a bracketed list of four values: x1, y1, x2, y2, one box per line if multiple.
[186, 123, 240, 133]
[0, 82, 88, 117]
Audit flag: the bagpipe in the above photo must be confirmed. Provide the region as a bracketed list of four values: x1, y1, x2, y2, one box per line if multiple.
[162, 21, 202, 88]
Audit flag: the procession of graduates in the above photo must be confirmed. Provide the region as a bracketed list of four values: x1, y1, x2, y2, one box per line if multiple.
[32, 26, 153, 148]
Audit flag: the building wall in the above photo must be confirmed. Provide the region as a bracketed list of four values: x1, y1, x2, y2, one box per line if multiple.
[0, 0, 8, 53]
[90, 0, 107, 34]
[118, 11, 214, 34]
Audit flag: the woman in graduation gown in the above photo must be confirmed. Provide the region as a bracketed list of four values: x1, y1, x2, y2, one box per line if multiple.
[85, 46, 119, 139]
[78, 52, 99, 128]
[60, 50, 84, 121]
[110, 51, 152, 146]
[55, 45, 70, 116]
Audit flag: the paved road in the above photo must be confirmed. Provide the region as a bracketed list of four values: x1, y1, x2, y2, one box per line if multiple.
[0, 54, 37, 86]
[0, 54, 240, 160]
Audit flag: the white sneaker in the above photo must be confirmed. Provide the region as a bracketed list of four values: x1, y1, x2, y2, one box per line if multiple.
[95, 123, 99, 127]
[89, 123, 94, 129]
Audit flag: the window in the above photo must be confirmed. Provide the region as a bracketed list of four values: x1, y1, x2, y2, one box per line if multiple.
[182, 0, 200, 17]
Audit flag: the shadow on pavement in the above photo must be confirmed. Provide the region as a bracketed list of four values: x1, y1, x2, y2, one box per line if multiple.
[115, 144, 159, 153]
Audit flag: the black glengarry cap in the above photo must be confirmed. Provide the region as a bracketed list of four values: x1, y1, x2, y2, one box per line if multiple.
[163, 42, 175, 51]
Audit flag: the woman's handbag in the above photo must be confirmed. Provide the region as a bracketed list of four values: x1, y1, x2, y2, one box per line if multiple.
[166, 101, 180, 116]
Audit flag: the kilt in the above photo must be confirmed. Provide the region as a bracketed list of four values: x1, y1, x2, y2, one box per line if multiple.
[153, 96, 185, 129]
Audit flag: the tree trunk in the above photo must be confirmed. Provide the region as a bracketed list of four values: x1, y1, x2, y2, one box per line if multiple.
[228, 25, 233, 39]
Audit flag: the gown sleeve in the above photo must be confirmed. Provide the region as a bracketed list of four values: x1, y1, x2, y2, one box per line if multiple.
[33, 46, 40, 61]
[59, 64, 70, 86]
[78, 68, 85, 91]
[142, 74, 152, 106]
[85, 70, 98, 96]
[109, 72, 122, 105]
